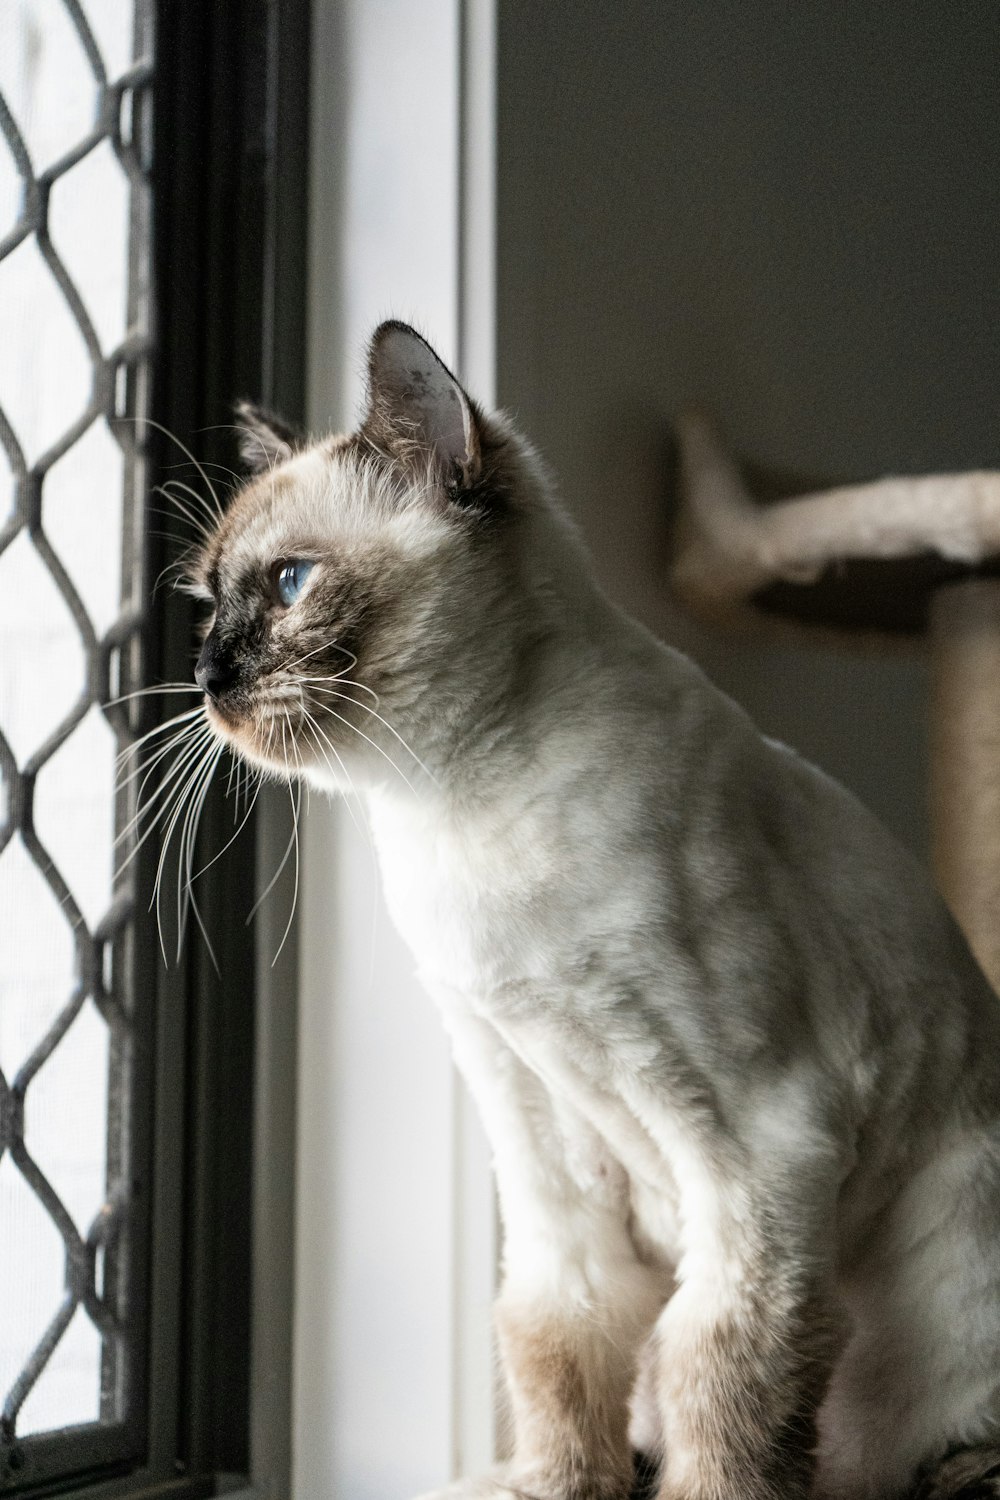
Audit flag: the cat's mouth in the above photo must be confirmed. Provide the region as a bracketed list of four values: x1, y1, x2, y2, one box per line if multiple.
[204, 697, 243, 729]
[202, 697, 270, 759]
[202, 691, 319, 773]
[200, 678, 377, 784]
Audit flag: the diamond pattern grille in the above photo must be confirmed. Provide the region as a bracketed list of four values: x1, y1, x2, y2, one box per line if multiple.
[0, 0, 153, 1479]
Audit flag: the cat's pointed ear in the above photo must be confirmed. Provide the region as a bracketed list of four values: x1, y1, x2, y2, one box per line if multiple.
[235, 400, 301, 473]
[362, 321, 481, 490]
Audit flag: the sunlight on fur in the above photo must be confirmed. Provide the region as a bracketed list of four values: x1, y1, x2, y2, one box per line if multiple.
[118, 323, 1000, 1500]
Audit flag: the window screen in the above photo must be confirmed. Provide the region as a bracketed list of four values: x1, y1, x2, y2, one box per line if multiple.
[0, 0, 154, 1488]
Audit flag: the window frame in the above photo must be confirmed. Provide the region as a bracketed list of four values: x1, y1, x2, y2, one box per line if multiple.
[145, 0, 309, 1492]
[3, 0, 308, 1494]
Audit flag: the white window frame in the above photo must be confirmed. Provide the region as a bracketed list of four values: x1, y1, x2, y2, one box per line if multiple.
[254, 3, 503, 1497]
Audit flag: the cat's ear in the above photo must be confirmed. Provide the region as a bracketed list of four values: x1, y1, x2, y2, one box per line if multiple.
[234, 400, 301, 473]
[362, 321, 481, 491]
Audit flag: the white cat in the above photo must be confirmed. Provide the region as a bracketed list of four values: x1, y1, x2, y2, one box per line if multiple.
[192, 323, 1000, 1500]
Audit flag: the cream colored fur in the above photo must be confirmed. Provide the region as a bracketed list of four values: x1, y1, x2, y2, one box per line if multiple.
[199, 328, 1000, 1500]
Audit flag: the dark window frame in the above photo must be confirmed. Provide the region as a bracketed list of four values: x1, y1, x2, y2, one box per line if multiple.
[3, 0, 308, 1493]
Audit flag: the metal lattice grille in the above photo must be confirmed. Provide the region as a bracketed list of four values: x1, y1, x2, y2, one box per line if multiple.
[0, 0, 153, 1487]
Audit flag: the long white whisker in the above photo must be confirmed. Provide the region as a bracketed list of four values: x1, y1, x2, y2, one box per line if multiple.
[281, 638, 359, 674]
[116, 719, 212, 799]
[320, 703, 422, 794]
[307, 686, 439, 788]
[178, 439, 245, 483]
[105, 683, 203, 709]
[140, 416, 226, 520]
[153, 482, 214, 541]
[299, 704, 380, 985]
[158, 475, 219, 525]
[131, 726, 214, 856]
[152, 736, 221, 961]
[247, 722, 297, 927]
[191, 770, 262, 886]
[116, 705, 206, 762]
[272, 760, 301, 966]
[175, 752, 226, 972]
[299, 707, 366, 841]
[296, 672, 380, 704]
[176, 741, 225, 962]
[115, 723, 214, 858]
[114, 732, 214, 903]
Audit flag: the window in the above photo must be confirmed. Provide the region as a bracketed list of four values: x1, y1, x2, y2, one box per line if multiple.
[0, 1, 154, 1487]
[0, 1, 307, 1494]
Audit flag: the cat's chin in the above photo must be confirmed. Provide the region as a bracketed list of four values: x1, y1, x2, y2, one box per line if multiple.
[203, 699, 335, 785]
[203, 700, 277, 770]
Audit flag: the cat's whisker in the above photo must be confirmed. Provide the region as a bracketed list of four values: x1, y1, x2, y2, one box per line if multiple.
[115, 717, 213, 831]
[118, 722, 214, 847]
[271, 720, 302, 967]
[140, 416, 227, 522]
[152, 555, 202, 598]
[116, 719, 211, 799]
[311, 702, 422, 796]
[233, 758, 247, 822]
[295, 671, 380, 704]
[175, 740, 226, 964]
[114, 724, 215, 880]
[281, 637, 359, 674]
[146, 516, 208, 567]
[160, 472, 230, 518]
[105, 683, 203, 710]
[301, 703, 382, 989]
[225, 749, 239, 801]
[115, 705, 206, 762]
[177, 741, 213, 950]
[179, 436, 246, 485]
[152, 735, 222, 968]
[160, 478, 230, 536]
[152, 484, 214, 543]
[245, 716, 301, 943]
[289, 713, 310, 825]
[306, 684, 439, 788]
[144, 730, 218, 884]
[299, 704, 369, 844]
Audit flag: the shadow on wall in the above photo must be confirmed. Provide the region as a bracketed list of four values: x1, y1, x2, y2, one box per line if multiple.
[496, 0, 1000, 862]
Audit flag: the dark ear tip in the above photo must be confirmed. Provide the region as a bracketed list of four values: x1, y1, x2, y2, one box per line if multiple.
[367, 320, 432, 372]
[370, 318, 420, 344]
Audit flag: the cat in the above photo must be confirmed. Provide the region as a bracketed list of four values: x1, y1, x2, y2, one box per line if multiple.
[189, 321, 1000, 1500]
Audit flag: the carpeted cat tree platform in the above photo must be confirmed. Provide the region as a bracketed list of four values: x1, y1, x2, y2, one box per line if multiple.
[670, 412, 1000, 993]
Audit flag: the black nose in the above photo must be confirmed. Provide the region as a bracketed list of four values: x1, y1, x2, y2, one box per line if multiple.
[195, 636, 239, 701]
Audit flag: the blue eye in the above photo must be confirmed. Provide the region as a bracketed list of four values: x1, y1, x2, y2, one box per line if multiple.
[276, 559, 315, 607]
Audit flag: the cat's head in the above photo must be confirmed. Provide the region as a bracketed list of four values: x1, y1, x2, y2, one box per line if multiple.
[187, 322, 544, 791]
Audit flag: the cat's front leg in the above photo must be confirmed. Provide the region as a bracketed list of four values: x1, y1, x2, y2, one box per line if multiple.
[650, 1143, 846, 1500]
[436, 999, 668, 1500]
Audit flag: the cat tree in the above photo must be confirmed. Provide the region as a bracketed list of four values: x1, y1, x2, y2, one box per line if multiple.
[670, 412, 1000, 992]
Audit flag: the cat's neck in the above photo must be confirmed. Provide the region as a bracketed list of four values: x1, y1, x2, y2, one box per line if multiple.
[383, 540, 643, 801]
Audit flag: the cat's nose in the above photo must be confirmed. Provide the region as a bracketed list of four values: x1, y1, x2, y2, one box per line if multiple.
[195, 637, 238, 702]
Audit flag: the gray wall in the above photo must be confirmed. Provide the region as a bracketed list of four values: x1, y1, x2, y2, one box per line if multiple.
[495, 2, 1000, 861]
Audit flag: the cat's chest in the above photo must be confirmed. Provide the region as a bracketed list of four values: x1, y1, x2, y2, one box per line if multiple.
[369, 793, 686, 1261]
[370, 793, 566, 992]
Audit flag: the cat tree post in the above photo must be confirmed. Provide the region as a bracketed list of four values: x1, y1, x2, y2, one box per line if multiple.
[671, 414, 1000, 993]
[929, 580, 1000, 988]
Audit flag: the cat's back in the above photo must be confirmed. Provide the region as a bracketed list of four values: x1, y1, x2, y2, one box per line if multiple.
[375, 610, 997, 1058]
